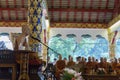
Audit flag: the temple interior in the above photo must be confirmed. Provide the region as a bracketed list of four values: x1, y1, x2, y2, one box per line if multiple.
[0, 0, 120, 80]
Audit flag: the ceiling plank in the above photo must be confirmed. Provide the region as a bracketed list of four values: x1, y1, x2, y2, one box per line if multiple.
[50, 21, 106, 24]
[8, 10, 11, 20]
[22, 0, 24, 8]
[66, 0, 70, 21]
[0, 8, 27, 10]
[59, 0, 62, 21]
[14, 0, 18, 20]
[83, 0, 86, 8]
[1, 20, 27, 22]
[15, 10, 18, 20]
[106, 0, 109, 9]
[99, 0, 102, 9]
[75, 0, 78, 8]
[48, 8, 113, 12]
[22, 10, 25, 20]
[1, 10, 4, 20]
[96, 12, 99, 23]
[81, 12, 84, 22]
[51, 10, 54, 21]
[6, 0, 9, 7]
[14, 0, 16, 8]
[51, 0, 54, 8]
[88, 12, 91, 22]
[74, 0, 78, 21]
[113, 0, 119, 18]
[90, 0, 93, 9]
[89, 0, 93, 22]
[103, 11, 107, 23]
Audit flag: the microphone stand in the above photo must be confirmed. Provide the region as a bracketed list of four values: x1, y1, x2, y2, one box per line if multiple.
[30, 35, 59, 79]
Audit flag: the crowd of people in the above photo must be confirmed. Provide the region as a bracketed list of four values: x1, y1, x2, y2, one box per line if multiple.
[38, 54, 120, 80]
[46, 54, 120, 79]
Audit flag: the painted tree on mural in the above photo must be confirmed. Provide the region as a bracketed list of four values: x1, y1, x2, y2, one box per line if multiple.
[48, 34, 110, 62]
[116, 39, 120, 58]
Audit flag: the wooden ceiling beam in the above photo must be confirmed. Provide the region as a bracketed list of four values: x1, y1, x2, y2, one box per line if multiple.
[0, 10, 3, 20]
[1, 20, 27, 22]
[48, 8, 113, 12]
[74, 0, 78, 21]
[8, 10, 11, 20]
[15, 10, 18, 20]
[59, 0, 62, 21]
[113, 0, 119, 18]
[50, 20, 107, 24]
[51, 0, 54, 8]
[66, 0, 70, 21]
[103, 11, 107, 23]
[14, 0, 16, 8]
[106, 0, 109, 9]
[75, 0, 78, 8]
[50, 21, 106, 24]
[90, 0, 93, 9]
[22, 10, 26, 20]
[6, 0, 9, 7]
[81, 11, 84, 22]
[89, 0, 93, 22]
[0, 8, 27, 10]
[98, 0, 102, 9]
[14, 0, 18, 20]
[83, 0, 86, 8]
[22, 0, 24, 8]
[96, 12, 99, 23]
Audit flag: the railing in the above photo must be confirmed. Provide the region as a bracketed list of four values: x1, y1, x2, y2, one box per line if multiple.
[0, 50, 16, 64]
[82, 74, 120, 80]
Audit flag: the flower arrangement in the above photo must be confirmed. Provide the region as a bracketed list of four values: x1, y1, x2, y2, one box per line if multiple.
[61, 68, 84, 80]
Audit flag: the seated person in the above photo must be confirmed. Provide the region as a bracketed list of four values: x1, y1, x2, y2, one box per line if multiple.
[85, 57, 93, 74]
[67, 56, 75, 67]
[55, 54, 65, 80]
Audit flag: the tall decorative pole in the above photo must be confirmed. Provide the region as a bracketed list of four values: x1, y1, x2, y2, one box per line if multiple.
[28, 0, 43, 52]
[108, 28, 118, 59]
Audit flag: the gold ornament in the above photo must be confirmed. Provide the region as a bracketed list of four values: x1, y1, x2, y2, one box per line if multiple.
[33, 16, 38, 23]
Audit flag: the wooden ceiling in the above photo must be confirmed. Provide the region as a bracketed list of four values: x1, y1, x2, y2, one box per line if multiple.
[0, 0, 120, 28]
[47, 0, 115, 23]
[0, 0, 27, 22]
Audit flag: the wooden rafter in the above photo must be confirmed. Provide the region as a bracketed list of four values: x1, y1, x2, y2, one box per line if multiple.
[48, 8, 113, 12]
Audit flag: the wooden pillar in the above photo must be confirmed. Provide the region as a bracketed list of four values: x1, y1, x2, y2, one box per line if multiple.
[108, 29, 118, 59]
[28, 0, 43, 52]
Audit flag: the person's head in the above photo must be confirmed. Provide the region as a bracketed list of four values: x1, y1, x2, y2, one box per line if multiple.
[58, 54, 62, 60]
[54, 58, 57, 61]
[88, 57, 92, 62]
[63, 57, 67, 61]
[22, 24, 30, 36]
[104, 57, 107, 62]
[100, 57, 104, 62]
[47, 56, 50, 61]
[92, 57, 95, 62]
[76, 56, 81, 62]
[118, 58, 120, 63]
[68, 55, 71, 61]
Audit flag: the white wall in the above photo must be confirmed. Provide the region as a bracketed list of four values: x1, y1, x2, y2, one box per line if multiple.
[0, 27, 21, 33]
[49, 28, 108, 42]
[0, 27, 22, 40]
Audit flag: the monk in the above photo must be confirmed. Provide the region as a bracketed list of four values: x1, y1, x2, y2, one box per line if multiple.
[55, 54, 65, 80]
[67, 56, 75, 67]
[14, 24, 30, 50]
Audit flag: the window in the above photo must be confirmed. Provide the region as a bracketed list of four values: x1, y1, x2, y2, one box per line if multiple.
[0, 33, 13, 50]
[115, 38, 120, 58]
